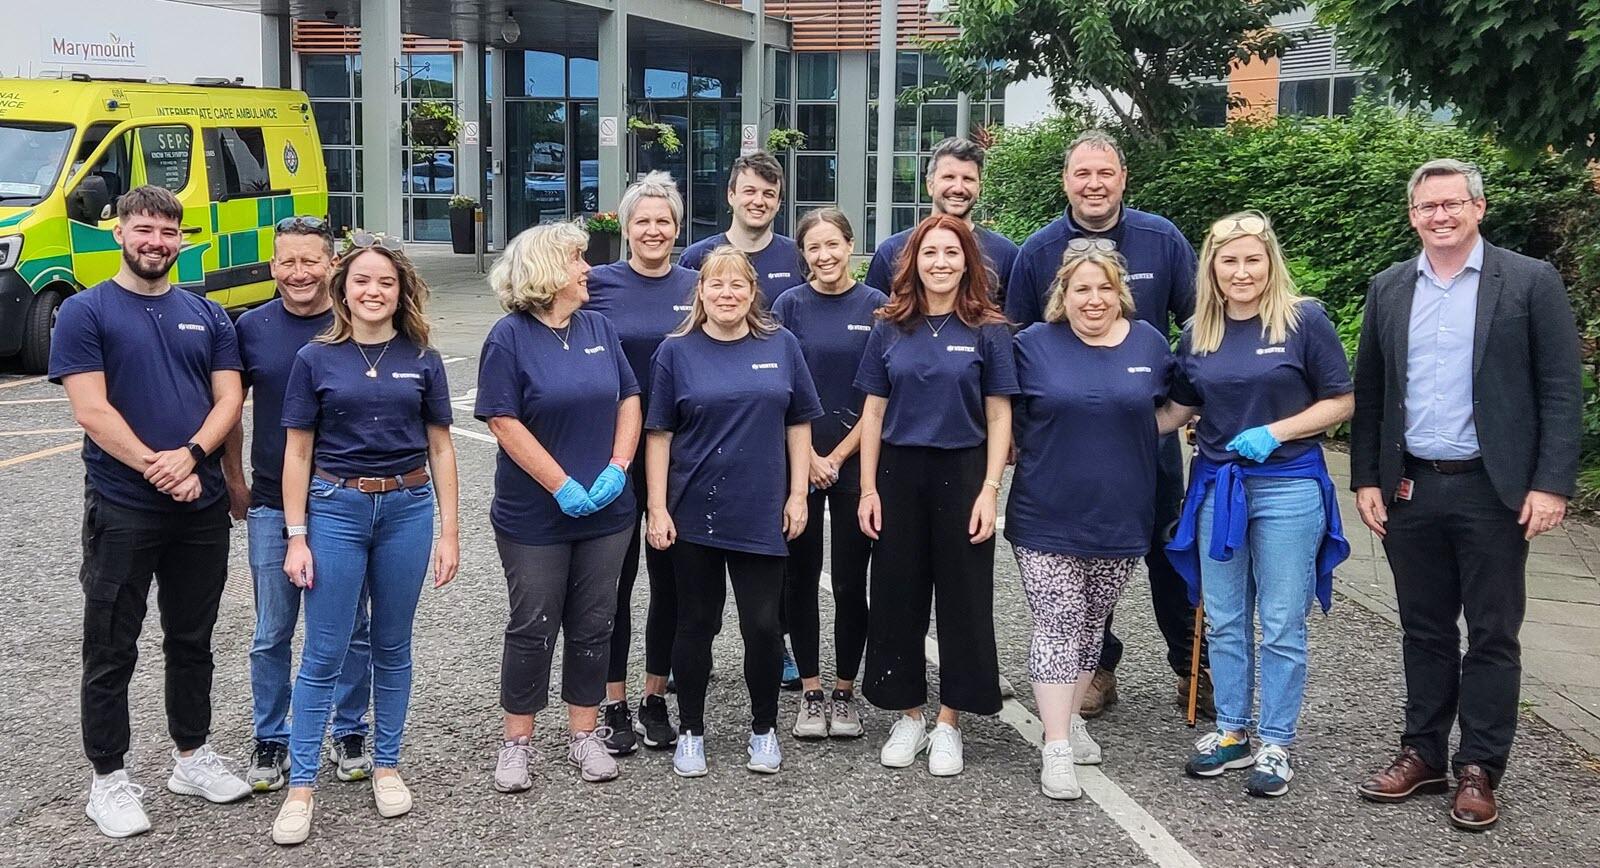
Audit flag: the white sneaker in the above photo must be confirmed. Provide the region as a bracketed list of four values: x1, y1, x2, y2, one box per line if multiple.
[86, 770, 150, 838]
[927, 722, 964, 777]
[1040, 740, 1081, 800]
[879, 715, 930, 768]
[167, 744, 251, 803]
[1070, 715, 1102, 765]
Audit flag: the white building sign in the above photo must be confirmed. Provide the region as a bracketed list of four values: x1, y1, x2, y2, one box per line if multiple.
[46, 31, 140, 66]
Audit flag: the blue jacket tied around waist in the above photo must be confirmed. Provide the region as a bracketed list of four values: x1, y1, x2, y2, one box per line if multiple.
[1165, 447, 1350, 612]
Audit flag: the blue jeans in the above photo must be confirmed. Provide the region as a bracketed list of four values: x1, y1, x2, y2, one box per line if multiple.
[247, 505, 371, 745]
[289, 478, 435, 786]
[1196, 476, 1324, 746]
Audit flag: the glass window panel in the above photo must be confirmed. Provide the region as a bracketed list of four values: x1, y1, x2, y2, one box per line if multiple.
[313, 102, 352, 146]
[692, 50, 741, 100]
[867, 155, 876, 204]
[921, 103, 956, 150]
[894, 104, 918, 152]
[1331, 75, 1373, 116]
[634, 101, 689, 238]
[410, 197, 451, 242]
[1277, 78, 1330, 117]
[896, 52, 919, 94]
[406, 149, 455, 194]
[325, 149, 355, 193]
[796, 104, 837, 152]
[891, 155, 916, 203]
[797, 53, 838, 101]
[987, 103, 1004, 127]
[644, 68, 689, 99]
[328, 195, 355, 234]
[794, 154, 836, 202]
[892, 205, 916, 234]
[869, 52, 880, 98]
[774, 51, 791, 100]
[354, 103, 362, 145]
[408, 54, 455, 99]
[573, 104, 600, 214]
[303, 55, 350, 98]
[774, 103, 791, 130]
[689, 102, 738, 244]
[569, 57, 599, 99]
[515, 51, 565, 98]
[352, 54, 362, 98]
[864, 205, 876, 247]
[921, 54, 949, 92]
[1190, 85, 1228, 127]
[506, 101, 568, 234]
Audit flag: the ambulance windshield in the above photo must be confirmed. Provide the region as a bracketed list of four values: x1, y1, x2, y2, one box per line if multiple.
[0, 122, 75, 205]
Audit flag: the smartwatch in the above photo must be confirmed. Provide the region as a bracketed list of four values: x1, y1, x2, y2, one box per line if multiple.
[185, 441, 207, 463]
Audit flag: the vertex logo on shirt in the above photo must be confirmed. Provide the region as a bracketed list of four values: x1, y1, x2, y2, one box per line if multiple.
[673, 304, 692, 312]
[1127, 366, 1152, 373]
[177, 323, 206, 332]
[1255, 346, 1287, 355]
[847, 324, 872, 332]
[946, 345, 976, 353]
[391, 371, 422, 379]
[1128, 272, 1154, 281]
[767, 272, 792, 280]
[584, 345, 605, 355]
[751, 362, 780, 370]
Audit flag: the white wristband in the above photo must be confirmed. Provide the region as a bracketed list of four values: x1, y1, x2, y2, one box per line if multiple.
[285, 525, 308, 538]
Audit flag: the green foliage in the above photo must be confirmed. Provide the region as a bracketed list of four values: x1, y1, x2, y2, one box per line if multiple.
[407, 101, 461, 154]
[851, 257, 871, 283]
[1319, 0, 1600, 157]
[920, 0, 1301, 137]
[628, 117, 682, 155]
[765, 128, 807, 153]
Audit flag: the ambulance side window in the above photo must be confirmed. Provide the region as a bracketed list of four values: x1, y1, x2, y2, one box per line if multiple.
[82, 130, 134, 204]
[135, 126, 192, 192]
[71, 122, 117, 177]
[204, 127, 271, 199]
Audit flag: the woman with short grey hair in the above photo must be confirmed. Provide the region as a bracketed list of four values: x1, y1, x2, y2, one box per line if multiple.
[477, 221, 644, 791]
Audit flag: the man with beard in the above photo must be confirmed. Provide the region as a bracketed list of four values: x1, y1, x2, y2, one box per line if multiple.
[223, 217, 374, 793]
[865, 138, 1019, 304]
[1006, 130, 1204, 721]
[680, 151, 808, 306]
[50, 185, 250, 838]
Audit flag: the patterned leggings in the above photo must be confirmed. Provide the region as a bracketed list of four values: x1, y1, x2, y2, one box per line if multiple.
[1015, 547, 1137, 684]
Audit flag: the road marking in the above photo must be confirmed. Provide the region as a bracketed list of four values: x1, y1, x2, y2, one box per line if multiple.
[0, 375, 48, 390]
[443, 355, 469, 364]
[0, 442, 78, 470]
[0, 427, 80, 437]
[0, 397, 69, 405]
[450, 425, 497, 444]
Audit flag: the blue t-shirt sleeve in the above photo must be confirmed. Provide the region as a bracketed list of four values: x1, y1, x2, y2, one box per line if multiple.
[980, 323, 1021, 396]
[644, 343, 680, 431]
[865, 247, 892, 292]
[1169, 331, 1202, 407]
[47, 295, 103, 382]
[421, 351, 453, 425]
[609, 319, 641, 399]
[1005, 253, 1040, 326]
[679, 243, 705, 270]
[473, 329, 522, 420]
[208, 303, 243, 371]
[1298, 302, 1354, 399]
[769, 290, 794, 326]
[853, 324, 891, 397]
[280, 352, 319, 429]
[786, 336, 825, 425]
[1169, 232, 1198, 325]
[1156, 343, 1176, 405]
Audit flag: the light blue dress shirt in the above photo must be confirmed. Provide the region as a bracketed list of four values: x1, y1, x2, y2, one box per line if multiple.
[1404, 238, 1483, 460]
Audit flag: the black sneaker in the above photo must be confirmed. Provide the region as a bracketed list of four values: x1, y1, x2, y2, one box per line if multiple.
[601, 701, 639, 755]
[331, 733, 373, 782]
[634, 693, 678, 749]
[247, 740, 288, 792]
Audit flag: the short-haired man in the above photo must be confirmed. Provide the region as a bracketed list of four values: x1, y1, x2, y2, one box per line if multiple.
[222, 217, 374, 793]
[50, 185, 250, 838]
[1006, 130, 1204, 719]
[1353, 159, 1581, 831]
[865, 137, 1019, 300]
[679, 151, 808, 304]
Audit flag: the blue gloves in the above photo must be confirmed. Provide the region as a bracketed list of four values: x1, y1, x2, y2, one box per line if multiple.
[587, 463, 628, 510]
[554, 477, 600, 517]
[1226, 426, 1281, 463]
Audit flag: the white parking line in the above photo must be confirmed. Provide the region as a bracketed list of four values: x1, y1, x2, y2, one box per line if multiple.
[0, 397, 69, 405]
[0, 427, 80, 437]
[449, 425, 497, 444]
[0, 375, 48, 390]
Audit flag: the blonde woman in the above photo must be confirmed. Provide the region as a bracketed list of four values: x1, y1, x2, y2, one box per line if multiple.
[272, 234, 460, 845]
[644, 246, 822, 777]
[1165, 211, 1353, 798]
[476, 222, 643, 792]
[1008, 249, 1193, 799]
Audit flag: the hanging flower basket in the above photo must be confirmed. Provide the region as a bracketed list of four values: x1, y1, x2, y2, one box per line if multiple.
[408, 101, 461, 152]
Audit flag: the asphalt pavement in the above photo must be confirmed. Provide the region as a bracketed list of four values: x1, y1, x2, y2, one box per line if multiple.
[0, 248, 1596, 867]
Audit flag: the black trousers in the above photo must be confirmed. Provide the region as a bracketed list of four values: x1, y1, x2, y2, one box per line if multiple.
[670, 541, 786, 735]
[1383, 464, 1528, 785]
[608, 453, 677, 682]
[864, 445, 1001, 715]
[1100, 434, 1208, 675]
[79, 491, 232, 774]
[783, 487, 874, 682]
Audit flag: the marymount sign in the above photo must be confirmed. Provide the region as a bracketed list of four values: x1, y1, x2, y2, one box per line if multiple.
[46, 32, 139, 66]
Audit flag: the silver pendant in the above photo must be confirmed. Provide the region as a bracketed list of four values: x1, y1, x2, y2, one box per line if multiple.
[366, 368, 378, 378]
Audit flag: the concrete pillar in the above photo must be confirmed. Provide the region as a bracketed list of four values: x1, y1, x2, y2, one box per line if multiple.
[956, 91, 972, 138]
[873, 0, 895, 247]
[458, 43, 484, 207]
[598, 3, 628, 214]
[741, 0, 766, 143]
[837, 52, 869, 253]
[489, 46, 509, 249]
[360, 0, 404, 235]
[261, 14, 291, 88]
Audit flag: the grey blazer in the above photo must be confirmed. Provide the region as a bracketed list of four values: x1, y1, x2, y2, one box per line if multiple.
[1350, 241, 1582, 511]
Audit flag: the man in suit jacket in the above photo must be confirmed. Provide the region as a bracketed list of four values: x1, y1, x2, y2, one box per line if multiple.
[1350, 159, 1581, 832]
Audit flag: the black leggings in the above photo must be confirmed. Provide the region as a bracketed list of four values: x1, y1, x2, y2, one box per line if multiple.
[670, 541, 785, 735]
[608, 456, 677, 683]
[783, 487, 873, 682]
[863, 444, 1001, 715]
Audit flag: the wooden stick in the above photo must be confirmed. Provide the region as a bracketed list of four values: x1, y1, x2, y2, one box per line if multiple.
[1186, 603, 1204, 728]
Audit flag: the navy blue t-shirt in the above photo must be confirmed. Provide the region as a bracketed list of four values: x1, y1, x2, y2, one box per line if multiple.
[679, 233, 807, 306]
[1006, 207, 1197, 331]
[475, 309, 640, 546]
[1171, 302, 1353, 463]
[280, 335, 453, 478]
[48, 280, 242, 513]
[853, 317, 1019, 449]
[866, 225, 1020, 305]
[583, 260, 697, 411]
[1007, 320, 1174, 558]
[771, 281, 888, 493]
[236, 300, 334, 510]
[645, 328, 823, 556]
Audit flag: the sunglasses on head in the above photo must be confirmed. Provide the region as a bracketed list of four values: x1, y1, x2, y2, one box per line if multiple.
[1210, 214, 1268, 240]
[275, 215, 330, 235]
[1066, 236, 1117, 253]
[344, 230, 405, 254]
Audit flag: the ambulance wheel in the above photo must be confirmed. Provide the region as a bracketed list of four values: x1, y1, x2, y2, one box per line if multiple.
[19, 288, 65, 374]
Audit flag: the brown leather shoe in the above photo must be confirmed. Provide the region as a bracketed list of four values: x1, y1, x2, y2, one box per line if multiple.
[1078, 669, 1119, 719]
[1450, 765, 1499, 831]
[1357, 747, 1449, 803]
[1175, 670, 1216, 721]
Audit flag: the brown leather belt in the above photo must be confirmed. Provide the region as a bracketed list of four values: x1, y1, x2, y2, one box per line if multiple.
[316, 467, 430, 493]
[1403, 453, 1484, 475]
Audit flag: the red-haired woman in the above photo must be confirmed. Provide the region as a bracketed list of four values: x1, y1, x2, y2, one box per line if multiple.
[854, 215, 1017, 777]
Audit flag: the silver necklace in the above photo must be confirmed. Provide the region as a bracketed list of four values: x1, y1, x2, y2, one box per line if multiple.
[544, 320, 572, 350]
[356, 338, 393, 378]
[926, 313, 956, 338]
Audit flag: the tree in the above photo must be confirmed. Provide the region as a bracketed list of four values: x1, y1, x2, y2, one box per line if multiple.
[1319, 0, 1600, 156]
[918, 0, 1303, 138]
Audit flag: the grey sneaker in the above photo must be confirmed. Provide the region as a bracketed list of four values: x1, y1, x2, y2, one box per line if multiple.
[1070, 715, 1103, 765]
[828, 689, 863, 738]
[793, 690, 828, 739]
[568, 728, 620, 782]
[331, 734, 373, 782]
[493, 737, 534, 793]
[247, 740, 289, 792]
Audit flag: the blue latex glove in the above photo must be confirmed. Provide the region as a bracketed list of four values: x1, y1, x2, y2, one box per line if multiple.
[586, 463, 628, 510]
[1226, 426, 1281, 463]
[554, 477, 600, 517]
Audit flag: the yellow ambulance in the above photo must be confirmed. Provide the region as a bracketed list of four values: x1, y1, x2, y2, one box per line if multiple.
[0, 75, 327, 371]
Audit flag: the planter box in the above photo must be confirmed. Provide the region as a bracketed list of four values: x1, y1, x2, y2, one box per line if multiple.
[449, 207, 475, 254]
[584, 233, 621, 266]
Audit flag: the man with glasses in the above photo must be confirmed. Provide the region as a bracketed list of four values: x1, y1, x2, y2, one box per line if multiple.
[866, 137, 1020, 302]
[1352, 159, 1580, 831]
[223, 216, 374, 793]
[1006, 130, 1203, 722]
